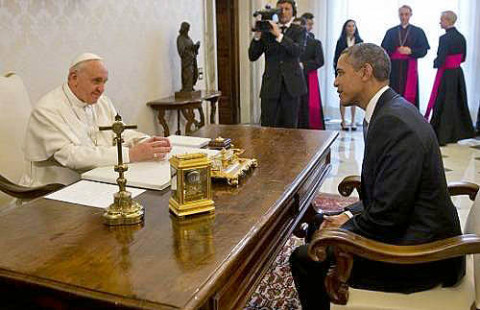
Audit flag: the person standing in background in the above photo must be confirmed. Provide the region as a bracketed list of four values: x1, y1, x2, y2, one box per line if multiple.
[296, 12, 325, 129]
[334, 19, 363, 131]
[425, 11, 474, 146]
[381, 5, 429, 108]
[249, 0, 307, 128]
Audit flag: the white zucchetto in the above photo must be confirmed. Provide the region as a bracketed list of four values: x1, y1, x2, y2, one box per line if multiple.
[69, 52, 103, 69]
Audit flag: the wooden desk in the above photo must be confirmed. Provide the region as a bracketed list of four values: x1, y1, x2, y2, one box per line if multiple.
[0, 125, 337, 309]
[147, 91, 221, 136]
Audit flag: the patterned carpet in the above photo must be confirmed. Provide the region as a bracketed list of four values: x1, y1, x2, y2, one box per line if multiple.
[244, 193, 358, 310]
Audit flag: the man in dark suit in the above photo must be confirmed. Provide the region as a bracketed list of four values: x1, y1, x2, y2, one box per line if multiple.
[249, 0, 307, 128]
[290, 43, 464, 310]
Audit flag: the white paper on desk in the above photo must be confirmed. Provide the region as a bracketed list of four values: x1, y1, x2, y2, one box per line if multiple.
[168, 135, 211, 148]
[45, 180, 145, 209]
[81, 146, 219, 190]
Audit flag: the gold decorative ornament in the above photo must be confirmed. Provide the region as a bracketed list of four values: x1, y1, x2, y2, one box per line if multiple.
[210, 148, 258, 186]
[208, 136, 232, 149]
[169, 153, 214, 217]
[98, 114, 145, 226]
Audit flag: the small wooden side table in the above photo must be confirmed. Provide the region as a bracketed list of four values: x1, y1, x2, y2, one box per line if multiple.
[147, 90, 221, 136]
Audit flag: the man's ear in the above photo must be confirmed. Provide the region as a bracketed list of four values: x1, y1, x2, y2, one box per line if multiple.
[362, 63, 374, 81]
[68, 70, 78, 84]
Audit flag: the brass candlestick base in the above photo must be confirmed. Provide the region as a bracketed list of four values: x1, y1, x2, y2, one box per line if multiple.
[103, 190, 145, 226]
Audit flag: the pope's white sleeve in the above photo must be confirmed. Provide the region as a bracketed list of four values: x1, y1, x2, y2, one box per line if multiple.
[53, 144, 130, 171]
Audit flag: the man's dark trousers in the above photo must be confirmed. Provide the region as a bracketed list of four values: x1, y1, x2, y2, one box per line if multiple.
[260, 80, 299, 128]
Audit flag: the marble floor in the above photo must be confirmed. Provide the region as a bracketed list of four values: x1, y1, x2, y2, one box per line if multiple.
[320, 122, 480, 228]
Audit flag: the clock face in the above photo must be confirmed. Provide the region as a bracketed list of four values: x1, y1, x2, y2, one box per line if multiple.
[183, 168, 208, 202]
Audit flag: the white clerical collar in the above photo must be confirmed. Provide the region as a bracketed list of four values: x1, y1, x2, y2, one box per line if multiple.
[401, 23, 410, 29]
[365, 85, 389, 123]
[63, 83, 89, 109]
[280, 17, 294, 28]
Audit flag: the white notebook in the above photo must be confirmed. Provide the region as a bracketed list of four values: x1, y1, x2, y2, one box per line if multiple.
[168, 135, 211, 148]
[81, 146, 219, 190]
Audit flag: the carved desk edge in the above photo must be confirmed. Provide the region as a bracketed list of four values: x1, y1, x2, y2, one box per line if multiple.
[183, 130, 339, 309]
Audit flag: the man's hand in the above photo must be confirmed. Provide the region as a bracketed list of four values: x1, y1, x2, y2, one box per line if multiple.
[269, 20, 281, 38]
[319, 213, 350, 230]
[129, 136, 171, 162]
[397, 46, 412, 55]
[253, 14, 262, 40]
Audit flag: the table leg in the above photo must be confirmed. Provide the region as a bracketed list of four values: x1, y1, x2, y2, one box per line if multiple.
[157, 108, 170, 137]
[196, 106, 205, 128]
[181, 108, 196, 135]
[209, 98, 218, 124]
[176, 110, 181, 135]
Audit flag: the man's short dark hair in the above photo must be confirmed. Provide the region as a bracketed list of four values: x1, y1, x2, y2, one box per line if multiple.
[341, 43, 391, 81]
[277, 0, 297, 16]
[301, 12, 314, 20]
[293, 17, 306, 27]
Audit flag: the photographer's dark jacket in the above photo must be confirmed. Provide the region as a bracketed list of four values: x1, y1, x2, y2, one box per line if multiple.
[248, 24, 307, 99]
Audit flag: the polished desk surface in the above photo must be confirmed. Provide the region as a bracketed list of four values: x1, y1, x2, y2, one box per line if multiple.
[0, 125, 337, 309]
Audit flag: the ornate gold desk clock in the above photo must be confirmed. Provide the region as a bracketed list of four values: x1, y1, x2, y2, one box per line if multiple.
[210, 147, 258, 186]
[169, 153, 214, 217]
[98, 114, 144, 226]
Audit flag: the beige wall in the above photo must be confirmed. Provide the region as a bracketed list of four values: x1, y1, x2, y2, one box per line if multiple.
[0, 0, 214, 135]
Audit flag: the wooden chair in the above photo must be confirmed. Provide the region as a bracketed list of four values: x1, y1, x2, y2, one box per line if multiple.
[308, 176, 480, 310]
[0, 72, 63, 207]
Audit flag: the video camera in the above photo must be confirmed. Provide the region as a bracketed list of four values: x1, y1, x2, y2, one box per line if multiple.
[252, 4, 281, 32]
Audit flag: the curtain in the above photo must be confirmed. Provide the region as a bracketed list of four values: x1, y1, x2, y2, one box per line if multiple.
[458, 0, 480, 121]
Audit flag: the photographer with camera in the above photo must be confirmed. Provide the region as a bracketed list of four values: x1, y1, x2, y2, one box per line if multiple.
[249, 0, 307, 128]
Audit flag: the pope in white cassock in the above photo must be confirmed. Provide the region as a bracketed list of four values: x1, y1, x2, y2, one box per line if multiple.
[21, 53, 171, 186]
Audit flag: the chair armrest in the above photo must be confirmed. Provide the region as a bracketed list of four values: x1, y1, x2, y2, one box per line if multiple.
[338, 175, 361, 197]
[308, 228, 480, 305]
[338, 178, 478, 200]
[0, 174, 65, 200]
[448, 181, 479, 200]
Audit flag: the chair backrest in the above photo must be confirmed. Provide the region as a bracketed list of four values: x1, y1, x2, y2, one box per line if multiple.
[0, 73, 32, 204]
[464, 193, 480, 309]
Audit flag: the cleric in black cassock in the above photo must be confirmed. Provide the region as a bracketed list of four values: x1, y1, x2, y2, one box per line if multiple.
[381, 5, 429, 108]
[295, 13, 325, 130]
[426, 11, 474, 146]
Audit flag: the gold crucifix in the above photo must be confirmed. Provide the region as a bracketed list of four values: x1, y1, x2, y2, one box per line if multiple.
[98, 114, 144, 226]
